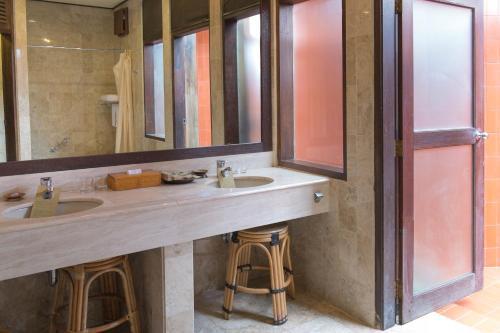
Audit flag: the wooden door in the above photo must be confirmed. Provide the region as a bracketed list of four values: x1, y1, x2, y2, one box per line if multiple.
[398, 0, 485, 323]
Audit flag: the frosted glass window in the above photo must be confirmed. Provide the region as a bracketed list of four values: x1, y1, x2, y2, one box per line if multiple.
[413, 0, 473, 131]
[413, 145, 473, 294]
[293, 0, 343, 169]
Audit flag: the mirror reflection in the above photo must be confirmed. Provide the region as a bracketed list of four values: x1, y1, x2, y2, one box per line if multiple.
[173, 29, 212, 148]
[223, 3, 261, 145]
[0, 0, 265, 163]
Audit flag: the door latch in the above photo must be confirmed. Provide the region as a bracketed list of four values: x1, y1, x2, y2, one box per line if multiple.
[474, 130, 489, 142]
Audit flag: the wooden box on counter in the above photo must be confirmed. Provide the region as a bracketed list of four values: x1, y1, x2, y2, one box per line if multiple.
[107, 170, 162, 191]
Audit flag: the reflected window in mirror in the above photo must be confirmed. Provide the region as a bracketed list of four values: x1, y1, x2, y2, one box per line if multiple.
[144, 41, 166, 140]
[173, 29, 212, 148]
[223, 3, 262, 145]
[143, 0, 166, 141]
[278, 0, 346, 179]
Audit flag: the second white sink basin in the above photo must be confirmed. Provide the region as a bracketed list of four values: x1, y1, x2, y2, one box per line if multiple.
[3, 199, 104, 220]
[208, 176, 274, 189]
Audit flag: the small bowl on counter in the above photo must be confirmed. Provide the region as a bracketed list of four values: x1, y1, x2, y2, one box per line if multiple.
[3, 192, 26, 202]
[192, 169, 209, 178]
[161, 171, 196, 185]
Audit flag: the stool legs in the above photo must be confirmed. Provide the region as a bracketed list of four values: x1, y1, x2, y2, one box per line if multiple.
[49, 271, 69, 333]
[270, 242, 287, 325]
[223, 238, 291, 325]
[99, 273, 120, 322]
[223, 240, 240, 320]
[283, 236, 295, 299]
[69, 266, 86, 332]
[49, 257, 140, 333]
[122, 257, 141, 333]
[236, 242, 252, 288]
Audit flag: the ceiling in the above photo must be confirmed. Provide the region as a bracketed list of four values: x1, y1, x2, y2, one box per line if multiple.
[42, 0, 125, 9]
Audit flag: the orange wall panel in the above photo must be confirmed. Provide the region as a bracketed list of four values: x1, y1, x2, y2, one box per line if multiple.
[196, 30, 212, 147]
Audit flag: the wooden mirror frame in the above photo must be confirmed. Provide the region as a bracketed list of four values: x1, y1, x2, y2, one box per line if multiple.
[0, 0, 271, 177]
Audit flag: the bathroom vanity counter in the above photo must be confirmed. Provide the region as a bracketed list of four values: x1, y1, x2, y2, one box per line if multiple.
[0, 167, 329, 281]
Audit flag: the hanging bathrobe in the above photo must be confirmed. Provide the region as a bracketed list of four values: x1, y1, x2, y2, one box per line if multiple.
[113, 51, 135, 153]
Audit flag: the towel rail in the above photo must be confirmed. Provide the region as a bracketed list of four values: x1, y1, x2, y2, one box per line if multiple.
[27, 45, 126, 52]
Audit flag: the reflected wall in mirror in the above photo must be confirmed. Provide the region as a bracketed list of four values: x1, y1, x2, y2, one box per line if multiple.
[0, 0, 270, 168]
[23, 0, 169, 160]
[27, 1, 120, 159]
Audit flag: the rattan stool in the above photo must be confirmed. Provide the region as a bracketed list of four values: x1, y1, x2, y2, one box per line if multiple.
[222, 223, 295, 325]
[49, 256, 140, 333]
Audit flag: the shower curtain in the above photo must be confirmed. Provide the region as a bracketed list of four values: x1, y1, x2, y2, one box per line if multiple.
[113, 51, 135, 153]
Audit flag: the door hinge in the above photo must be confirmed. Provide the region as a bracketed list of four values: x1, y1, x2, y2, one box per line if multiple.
[395, 0, 402, 14]
[395, 140, 403, 157]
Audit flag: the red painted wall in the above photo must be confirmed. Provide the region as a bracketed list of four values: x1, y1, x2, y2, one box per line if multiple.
[196, 30, 212, 147]
[293, 0, 344, 168]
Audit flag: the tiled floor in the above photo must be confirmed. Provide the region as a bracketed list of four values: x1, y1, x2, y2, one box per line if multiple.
[438, 267, 500, 333]
[195, 290, 477, 332]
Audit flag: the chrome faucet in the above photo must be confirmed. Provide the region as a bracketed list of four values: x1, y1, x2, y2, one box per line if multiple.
[40, 177, 54, 199]
[221, 167, 232, 178]
[217, 160, 232, 178]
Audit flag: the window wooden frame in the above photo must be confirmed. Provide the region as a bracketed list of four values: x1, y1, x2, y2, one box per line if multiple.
[277, 0, 347, 179]
[143, 39, 167, 142]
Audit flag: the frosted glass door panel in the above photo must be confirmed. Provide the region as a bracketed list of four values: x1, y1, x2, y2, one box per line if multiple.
[413, 145, 473, 294]
[413, 0, 473, 131]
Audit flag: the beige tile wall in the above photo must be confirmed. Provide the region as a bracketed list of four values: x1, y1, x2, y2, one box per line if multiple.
[287, 0, 376, 327]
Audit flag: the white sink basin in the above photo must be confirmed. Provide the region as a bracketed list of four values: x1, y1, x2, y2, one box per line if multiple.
[208, 176, 274, 189]
[3, 199, 104, 220]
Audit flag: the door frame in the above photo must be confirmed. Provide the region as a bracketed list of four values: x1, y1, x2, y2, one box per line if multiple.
[374, 0, 398, 329]
[374, 0, 484, 329]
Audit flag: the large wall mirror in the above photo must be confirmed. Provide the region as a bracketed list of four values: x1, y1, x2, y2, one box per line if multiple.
[0, 0, 271, 175]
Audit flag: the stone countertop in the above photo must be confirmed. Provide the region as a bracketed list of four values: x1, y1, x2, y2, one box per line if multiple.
[0, 167, 329, 235]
